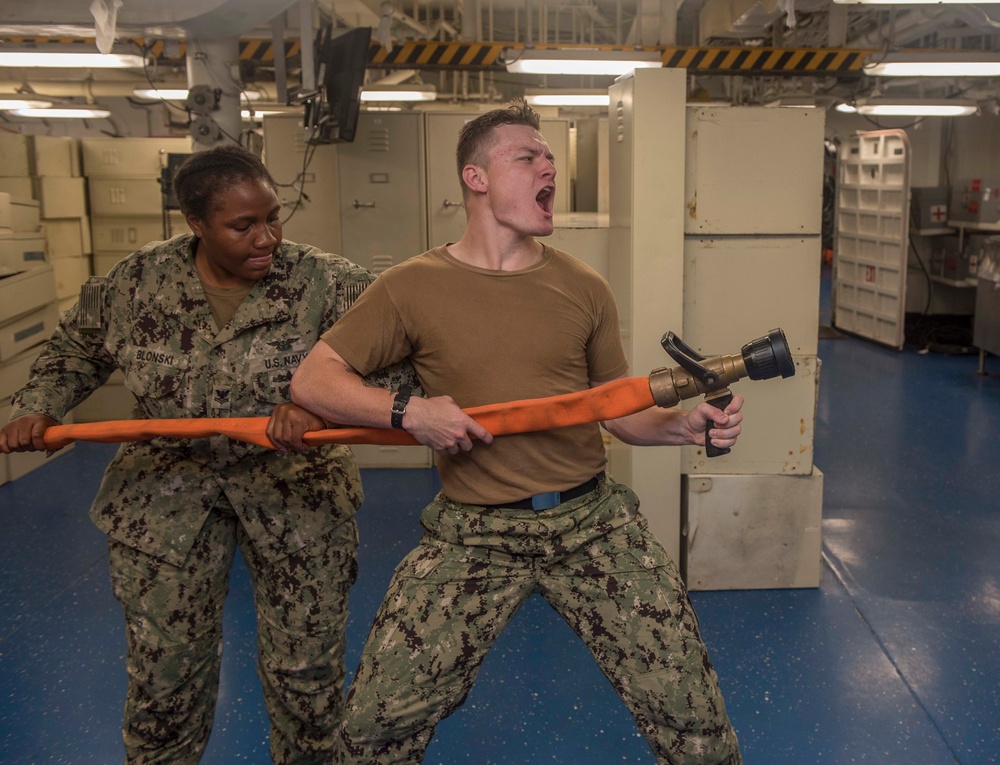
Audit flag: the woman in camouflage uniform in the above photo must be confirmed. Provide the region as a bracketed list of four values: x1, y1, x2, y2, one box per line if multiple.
[0, 145, 398, 765]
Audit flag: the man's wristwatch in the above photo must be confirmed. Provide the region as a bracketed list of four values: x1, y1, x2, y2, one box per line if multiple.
[390, 386, 412, 429]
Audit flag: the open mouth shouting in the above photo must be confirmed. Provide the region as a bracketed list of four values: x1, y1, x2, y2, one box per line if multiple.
[536, 185, 555, 217]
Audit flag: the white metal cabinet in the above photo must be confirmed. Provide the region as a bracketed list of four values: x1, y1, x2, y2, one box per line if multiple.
[682, 235, 821, 356]
[546, 213, 609, 278]
[683, 469, 824, 590]
[681, 355, 819, 475]
[607, 68, 688, 561]
[685, 106, 823, 235]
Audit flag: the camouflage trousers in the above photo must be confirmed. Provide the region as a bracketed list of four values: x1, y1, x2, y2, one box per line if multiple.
[108, 495, 358, 765]
[342, 476, 741, 764]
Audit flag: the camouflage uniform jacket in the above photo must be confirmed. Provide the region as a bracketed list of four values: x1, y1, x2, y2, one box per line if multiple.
[11, 234, 377, 566]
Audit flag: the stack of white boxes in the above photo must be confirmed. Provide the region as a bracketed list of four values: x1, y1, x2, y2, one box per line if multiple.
[85, 137, 191, 280]
[0, 133, 73, 483]
[679, 106, 825, 591]
[71, 138, 192, 424]
[29, 136, 92, 316]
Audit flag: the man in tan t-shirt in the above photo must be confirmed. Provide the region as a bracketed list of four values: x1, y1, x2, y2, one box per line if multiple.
[291, 100, 745, 765]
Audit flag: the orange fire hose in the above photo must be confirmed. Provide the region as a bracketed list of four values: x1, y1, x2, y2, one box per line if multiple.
[42, 376, 657, 451]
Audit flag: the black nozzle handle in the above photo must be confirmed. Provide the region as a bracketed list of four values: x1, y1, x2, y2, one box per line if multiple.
[661, 331, 721, 388]
[704, 391, 734, 458]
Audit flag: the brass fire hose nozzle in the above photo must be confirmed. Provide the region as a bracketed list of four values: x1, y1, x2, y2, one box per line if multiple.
[648, 328, 795, 458]
[648, 354, 750, 408]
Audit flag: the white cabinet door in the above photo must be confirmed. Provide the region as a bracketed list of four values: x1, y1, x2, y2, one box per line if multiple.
[685, 106, 824, 236]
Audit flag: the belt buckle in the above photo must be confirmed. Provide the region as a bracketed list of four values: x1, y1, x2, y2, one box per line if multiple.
[531, 491, 561, 511]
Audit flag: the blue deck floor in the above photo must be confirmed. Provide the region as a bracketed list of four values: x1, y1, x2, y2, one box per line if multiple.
[2, 299, 999, 763]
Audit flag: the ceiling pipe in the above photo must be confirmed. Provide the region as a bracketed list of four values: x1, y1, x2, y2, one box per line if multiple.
[850, 7, 949, 49]
[949, 5, 1000, 32]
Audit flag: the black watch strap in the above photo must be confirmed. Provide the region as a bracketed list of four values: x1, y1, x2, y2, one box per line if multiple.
[390, 386, 413, 429]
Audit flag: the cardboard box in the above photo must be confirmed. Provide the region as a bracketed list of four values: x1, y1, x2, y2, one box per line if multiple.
[0, 192, 10, 229]
[0, 176, 35, 200]
[0, 133, 30, 176]
[11, 199, 41, 233]
[33, 176, 87, 219]
[90, 213, 187, 251]
[0, 302, 59, 362]
[45, 217, 91, 258]
[88, 177, 165, 216]
[52, 254, 92, 300]
[29, 135, 80, 177]
[0, 265, 56, 325]
[81, 137, 191, 178]
[0, 235, 47, 272]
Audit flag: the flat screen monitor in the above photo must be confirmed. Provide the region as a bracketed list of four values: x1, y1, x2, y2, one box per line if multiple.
[307, 26, 371, 144]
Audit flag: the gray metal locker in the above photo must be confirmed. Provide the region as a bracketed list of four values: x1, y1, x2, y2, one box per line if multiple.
[262, 115, 342, 255]
[337, 112, 426, 273]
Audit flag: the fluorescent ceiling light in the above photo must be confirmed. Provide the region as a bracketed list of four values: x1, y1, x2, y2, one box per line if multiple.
[835, 102, 858, 114]
[505, 49, 661, 76]
[854, 98, 977, 117]
[242, 108, 293, 119]
[9, 106, 112, 119]
[525, 91, 610, 107]
[0, 96, 51, 110]
[134, 87, 263, 101]
[836, 0, 990, 4]
[360, 85, 436, 102]
[133, 88, 189, 100]
[863, 51, 1000, 77]
[0, 51, 146, 69]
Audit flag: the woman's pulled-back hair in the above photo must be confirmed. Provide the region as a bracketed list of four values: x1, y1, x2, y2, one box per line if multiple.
[455, 98, 541, 191]
[173, 144, 277, 221]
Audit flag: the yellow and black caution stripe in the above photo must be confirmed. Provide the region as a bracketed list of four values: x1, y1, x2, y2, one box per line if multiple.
[368, 40, 507, 69]
[363, 41, 871, 74]
[1, 36, 872, 74]
[660, 46, 868, 74]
